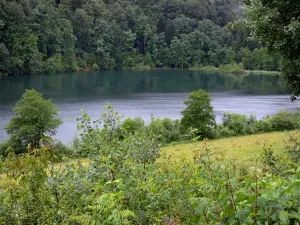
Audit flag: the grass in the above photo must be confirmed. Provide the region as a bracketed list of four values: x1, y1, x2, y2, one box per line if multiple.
[162, 131, 298, 167]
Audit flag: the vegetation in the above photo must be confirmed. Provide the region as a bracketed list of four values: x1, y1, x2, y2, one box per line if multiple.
[163, 131, 299, 167]
[1, 89, 299, 157]
[1, 0, 300, 221]
[3, 89, 62, 155]
[181, 89, 215, 138]
[1, 101, 300, 224]
[0, 0, 282, 74]
[244, 0, 300, 99]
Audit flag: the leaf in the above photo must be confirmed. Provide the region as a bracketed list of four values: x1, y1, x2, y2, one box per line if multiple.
[279, 211, 289, 224]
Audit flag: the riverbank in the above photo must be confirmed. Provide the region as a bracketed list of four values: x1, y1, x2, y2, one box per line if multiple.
[188, 65, 281, 76]
[1, 66, 281, 77]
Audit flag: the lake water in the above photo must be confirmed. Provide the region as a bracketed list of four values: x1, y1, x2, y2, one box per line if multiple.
[0, 70, 299, 144]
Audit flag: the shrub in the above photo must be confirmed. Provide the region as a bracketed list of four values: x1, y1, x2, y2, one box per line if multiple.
[222, 112, 247, 136]
[162, 118, 182, 142]
[148, 117, 182, 143]
[270, 111, 298, 131]
[148, 118, 168, 143]
[218, 125, 235, 138]
[121, 117, 145, 135]
[0, 141, 11, 157]
[48, 140, 74, 160]
[255, 117, 273, 133]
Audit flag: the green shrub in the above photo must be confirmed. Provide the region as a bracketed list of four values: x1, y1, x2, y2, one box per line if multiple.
[218, 125, 235, 138]
[148, 118, 168, 143]
[148, 117, 182, 143]
[162, 118, 182, 142]
[222, 112, 247, 136]
[270, 111, 298, 131]
[121, 117, 145, 135]
[255, 117, 274, 133]
[48, 140, 74, 160]
[0, 141, 11, 157]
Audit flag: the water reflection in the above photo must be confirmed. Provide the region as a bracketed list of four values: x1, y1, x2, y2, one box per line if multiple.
[0, 70, 286, 104]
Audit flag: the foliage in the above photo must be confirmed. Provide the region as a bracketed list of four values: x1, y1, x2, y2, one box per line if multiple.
[269, 111, 300, 131]
[149, 117, 182, 144]
[5, 89, 62, 154]
[245, 0, 300, 99]
[1, 100, 300, 224]
[0, 0, 282, 74]
[285, 131, 300, 165]
[1, 127, 300, 224]
[121, 117, 145, 136]
[181, 89, 216, 138]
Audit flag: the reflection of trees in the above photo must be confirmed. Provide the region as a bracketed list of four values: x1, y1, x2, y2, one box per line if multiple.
[0, 71, 285, 103]
[242, 75, 285, 95]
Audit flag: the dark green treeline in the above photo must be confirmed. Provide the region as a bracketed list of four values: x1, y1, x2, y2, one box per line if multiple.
[0, 0, 281, 74]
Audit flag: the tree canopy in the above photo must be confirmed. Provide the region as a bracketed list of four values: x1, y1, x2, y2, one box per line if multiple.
[5, 89, 62, 153]
[245, 0, 300, 99]
[0, 0, 281, 74]
[181, 89, 216, 138]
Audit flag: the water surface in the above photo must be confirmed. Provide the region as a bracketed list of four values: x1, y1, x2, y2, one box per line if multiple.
[0, 70, 298, 143]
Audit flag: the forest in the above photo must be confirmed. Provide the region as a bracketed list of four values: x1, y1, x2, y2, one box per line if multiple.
[0, 0, 281, 74]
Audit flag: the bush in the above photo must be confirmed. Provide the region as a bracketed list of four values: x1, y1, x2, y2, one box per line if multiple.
[255, 117, 274, 133]
[48, 140, 74, 160]
[121, 117, 145, 135]
[0, 141, 11, 157]
[148, 117, 182, 144]
[270, 111, 299, 131]
[162, 118, 182, 142]
[222, 113, 247, 136]
[218, 125, 236, 138]
[148, 118, 168, 143]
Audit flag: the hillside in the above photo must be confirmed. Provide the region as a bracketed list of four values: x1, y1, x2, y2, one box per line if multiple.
[162, 131, 299, 167]
[0, 0, 281, 74]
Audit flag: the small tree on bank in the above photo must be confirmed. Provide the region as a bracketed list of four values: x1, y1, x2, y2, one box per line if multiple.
[5, 89, 62, 154]
[181, 89, 216, 138]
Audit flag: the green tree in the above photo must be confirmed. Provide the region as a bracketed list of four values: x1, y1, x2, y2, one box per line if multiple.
[245, 0, 300, 99]
[181, 89, 216, 138]
[5, 89, 62, 154]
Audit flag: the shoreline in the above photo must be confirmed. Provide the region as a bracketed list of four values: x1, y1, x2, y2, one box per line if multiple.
[0, 67, 281, 77]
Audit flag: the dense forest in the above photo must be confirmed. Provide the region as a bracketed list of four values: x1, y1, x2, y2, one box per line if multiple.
[0, 0, 281, 74]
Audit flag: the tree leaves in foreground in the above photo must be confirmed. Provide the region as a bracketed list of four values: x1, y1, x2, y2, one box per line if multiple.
[1, 101, 300, 224]
[245, 0, 300, 99]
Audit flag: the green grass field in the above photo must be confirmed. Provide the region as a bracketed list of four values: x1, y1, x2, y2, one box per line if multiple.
[162, 131, 298, 167]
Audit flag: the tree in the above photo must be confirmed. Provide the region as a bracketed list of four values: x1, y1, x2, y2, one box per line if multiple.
[181, 89, 216, 138]
[5, 89, 62, 153]
[245, 0, 300, 99]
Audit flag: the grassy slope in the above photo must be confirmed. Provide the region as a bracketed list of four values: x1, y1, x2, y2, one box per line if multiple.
[162, 131, 298, 167]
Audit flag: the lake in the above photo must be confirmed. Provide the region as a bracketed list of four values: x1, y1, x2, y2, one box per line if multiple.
[0, 70, 299, 144]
